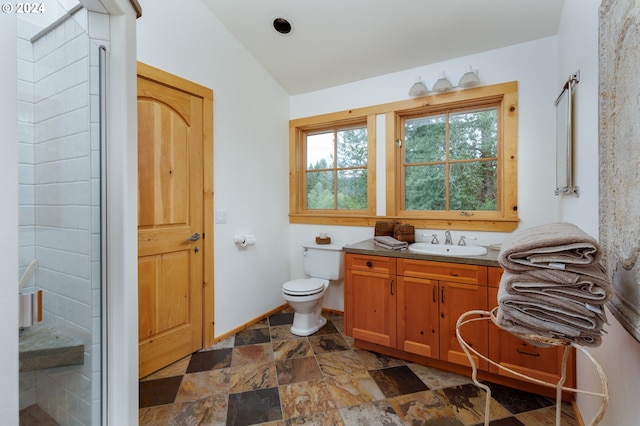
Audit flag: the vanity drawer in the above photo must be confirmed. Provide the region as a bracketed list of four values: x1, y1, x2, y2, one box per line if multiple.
[398, 258, 487, 285]
[345, 253, 396, 275]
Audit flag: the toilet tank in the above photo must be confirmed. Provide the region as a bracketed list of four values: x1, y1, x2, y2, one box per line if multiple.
[302, 241, 344, 280]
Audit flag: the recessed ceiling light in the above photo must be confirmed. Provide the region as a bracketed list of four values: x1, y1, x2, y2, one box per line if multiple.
[273, 17, 292, 35]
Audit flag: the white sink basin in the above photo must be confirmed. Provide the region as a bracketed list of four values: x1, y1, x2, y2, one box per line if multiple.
[408, 243, 488, 257]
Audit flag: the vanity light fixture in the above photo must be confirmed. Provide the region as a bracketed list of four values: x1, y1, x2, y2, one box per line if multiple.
[408, 76, 429, 97]
[408, 65, 481, 97]
[432, 71, 453, 92]
[458, 64, 480, 88]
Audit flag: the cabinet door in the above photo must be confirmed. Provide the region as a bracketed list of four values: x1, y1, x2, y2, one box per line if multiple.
[345, 268, 396, 347]
[487, 287, 575, 385]
[440, 281, 488, 370]
[397, 276, 439, 358]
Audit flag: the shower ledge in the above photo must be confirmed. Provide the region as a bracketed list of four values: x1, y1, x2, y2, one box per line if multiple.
[19, 323, 84, 372]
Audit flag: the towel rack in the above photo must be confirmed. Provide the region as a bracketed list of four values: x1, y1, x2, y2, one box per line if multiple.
[456, 308, 609, 426]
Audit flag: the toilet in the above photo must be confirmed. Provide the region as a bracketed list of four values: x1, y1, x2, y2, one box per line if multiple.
[282, 241, 344, 336]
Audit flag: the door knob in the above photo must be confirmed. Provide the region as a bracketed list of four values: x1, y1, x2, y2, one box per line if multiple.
[187, 232, 201, 241]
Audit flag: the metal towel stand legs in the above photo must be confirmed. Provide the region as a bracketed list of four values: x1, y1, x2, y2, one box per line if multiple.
[456, 308, 609, 426]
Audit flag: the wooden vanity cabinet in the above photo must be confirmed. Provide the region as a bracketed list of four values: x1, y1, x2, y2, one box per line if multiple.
[487, 267, 576, 388]
[344, 253, 488, 370]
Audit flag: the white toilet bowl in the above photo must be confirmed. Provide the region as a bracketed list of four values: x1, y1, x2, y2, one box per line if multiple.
[282, 277, 328, 336]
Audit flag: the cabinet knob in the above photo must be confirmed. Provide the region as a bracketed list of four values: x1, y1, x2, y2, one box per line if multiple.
[366, 261, 373, 268]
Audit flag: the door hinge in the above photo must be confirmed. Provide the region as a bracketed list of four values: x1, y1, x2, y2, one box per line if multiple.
[396, 139, 402, 147]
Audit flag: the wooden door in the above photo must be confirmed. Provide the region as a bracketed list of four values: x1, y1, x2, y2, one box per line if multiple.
[397, 276, 439, 357]
[439, 281, 488, 370]
[137, 63, 213, 378]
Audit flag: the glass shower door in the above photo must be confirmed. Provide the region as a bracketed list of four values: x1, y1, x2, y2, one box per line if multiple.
[17, 2, 106, 424]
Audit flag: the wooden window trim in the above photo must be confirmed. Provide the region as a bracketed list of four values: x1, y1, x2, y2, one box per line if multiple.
[290, 81, 519, 232]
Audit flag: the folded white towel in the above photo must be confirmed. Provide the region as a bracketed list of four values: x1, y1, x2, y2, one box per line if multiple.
[496, 308, 604, 347]
[498, 222, 601, 272]
[373, 236, 408, 250]
[500, 264, 613, 304]
[497, 283, 608, 347]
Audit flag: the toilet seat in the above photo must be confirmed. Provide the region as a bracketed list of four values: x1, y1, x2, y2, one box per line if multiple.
[282, 278, 327, 296]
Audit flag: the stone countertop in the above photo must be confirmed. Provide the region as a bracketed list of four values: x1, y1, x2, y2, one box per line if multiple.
[343, 239, 501, 267]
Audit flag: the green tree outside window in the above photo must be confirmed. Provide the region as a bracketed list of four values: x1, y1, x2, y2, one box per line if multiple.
[306, 126, 368, 210]
[403, 108, 497, 211]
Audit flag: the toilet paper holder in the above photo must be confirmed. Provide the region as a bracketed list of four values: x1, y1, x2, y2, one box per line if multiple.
[234, 235, 256, 248]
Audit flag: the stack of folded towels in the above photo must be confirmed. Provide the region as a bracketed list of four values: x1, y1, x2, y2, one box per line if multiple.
[496, 222, 614, 347]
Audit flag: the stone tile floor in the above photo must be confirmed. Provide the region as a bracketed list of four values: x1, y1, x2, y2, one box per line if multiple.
[139, 311, 579, 426]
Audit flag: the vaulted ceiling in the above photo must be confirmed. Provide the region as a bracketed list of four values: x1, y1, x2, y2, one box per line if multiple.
[201, 0, 565, 95]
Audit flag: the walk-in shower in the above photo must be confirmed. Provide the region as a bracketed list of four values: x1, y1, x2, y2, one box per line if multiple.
[17, 1, 109, 424]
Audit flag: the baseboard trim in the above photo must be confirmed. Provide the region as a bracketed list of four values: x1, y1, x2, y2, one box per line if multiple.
[212, 304, 288, 344]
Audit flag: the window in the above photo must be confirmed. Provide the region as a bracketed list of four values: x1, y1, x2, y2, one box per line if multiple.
[389, 82, 518, 230]
[401, 106, 498, 212]
[290, 81, 518, 231]
[289, 114, 376, 224]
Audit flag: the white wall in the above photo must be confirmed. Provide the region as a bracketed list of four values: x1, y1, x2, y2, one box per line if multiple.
[556, 0, 600, 232]
[103, 4, 139, 424]
[0, 10, 20, 426]
[136, 0, 291, 336]
[558, 1, 640, 424]
[289, 37, 562, 311]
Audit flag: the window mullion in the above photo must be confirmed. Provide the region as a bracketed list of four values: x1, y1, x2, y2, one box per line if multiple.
[333, 130, 338, 209]
[445, 112, 451, 211]
[399, 123, 405, 211]
[301, 132, 308, 212]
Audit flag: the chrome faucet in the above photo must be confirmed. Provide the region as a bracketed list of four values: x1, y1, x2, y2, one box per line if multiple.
[444, 230, 453, 245]
[458, 236, 477, 246]
[420, 233, 440, 244]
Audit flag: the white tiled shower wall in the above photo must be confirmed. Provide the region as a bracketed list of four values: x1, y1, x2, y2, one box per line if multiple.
[17, 7, 109, 425]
